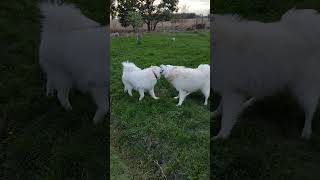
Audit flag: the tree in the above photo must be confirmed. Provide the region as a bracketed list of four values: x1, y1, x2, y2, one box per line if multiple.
[116, 0, 179, 31]
[116, 0, 140, 27]
[128, 11, 144, 44]
[139, 0, 179, 31]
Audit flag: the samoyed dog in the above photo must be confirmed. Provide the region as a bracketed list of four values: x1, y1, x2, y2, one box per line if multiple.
[160, 64, 210, 106]
[122, 61, 161, 101]
[39, 1, 109, 124]
[212, 9, 320, 139]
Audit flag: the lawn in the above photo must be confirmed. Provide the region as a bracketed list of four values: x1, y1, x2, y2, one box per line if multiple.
[110, 32, 210, 179]
[1, 0, 108, 179]
[211, 0, 320, 179]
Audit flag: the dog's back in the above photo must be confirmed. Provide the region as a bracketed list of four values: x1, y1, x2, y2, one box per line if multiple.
[212, 13, 309, 96]
[122, 61, 141, 73]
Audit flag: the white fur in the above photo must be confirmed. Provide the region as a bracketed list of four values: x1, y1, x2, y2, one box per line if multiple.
[212, 9, 320, 139]
[122, 62, 161, 101]
[160, 64, 210, 106]
[39, 1, 109, 124]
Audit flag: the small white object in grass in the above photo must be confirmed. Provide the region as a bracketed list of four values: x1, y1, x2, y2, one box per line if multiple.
[172, 37, 176, 41]
[111, 32, 120, 37]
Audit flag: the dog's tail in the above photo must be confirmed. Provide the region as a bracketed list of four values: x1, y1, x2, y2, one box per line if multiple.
[39, 0, 100, 34]
[122, 61, 141, 73]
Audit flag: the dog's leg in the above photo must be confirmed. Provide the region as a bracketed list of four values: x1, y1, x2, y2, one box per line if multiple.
[211, 103, 222, 118]
[57, 87, 72, 110]
[46, 79, 55, 96]
[128, 86, 133, 96]
[174, 92, 190, 99]
[213, 93, 244, 140]
[91, 87, 108, 124]
[124, 86, 128, 93]
[293, 88, 319, 139]
[177, 90, 189, 106]
[149, 88, 159, 100]
[202, 86, 210, 105]
[138, 88, 145, 101]
[174, 95, 179, 99]
[211, 97, 257, 118]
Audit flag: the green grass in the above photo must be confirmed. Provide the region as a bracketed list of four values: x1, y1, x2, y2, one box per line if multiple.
[212, 1, 320, 179]
[111, 147, 130, 179]
[111, 32, 210, 179]
[212, 94, 320, 180]
[1, 0, 108, 179]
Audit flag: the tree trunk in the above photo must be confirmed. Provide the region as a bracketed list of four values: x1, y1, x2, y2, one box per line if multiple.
[147, 22, 151, 31]
[152, 21, 159, 31]
[136, 29, 141, 44]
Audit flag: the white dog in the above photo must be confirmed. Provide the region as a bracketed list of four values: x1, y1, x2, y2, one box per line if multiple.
[122, 62, 161, 101]
[39, 1, 109, 124]
[212, 9, 320, 139]
[160, 64, 210, 106]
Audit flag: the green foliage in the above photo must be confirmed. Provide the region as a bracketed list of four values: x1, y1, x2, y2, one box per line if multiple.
[115, 0, 178, 31]
[111, 31, 210, 179]
[128, 11, 143, 30]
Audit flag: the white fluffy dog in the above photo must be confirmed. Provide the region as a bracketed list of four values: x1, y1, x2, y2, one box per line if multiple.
[39, 1, 109, 123]
[212, 9, 320, 139]
[160, 64, 210, 106]
[122, 62, 161, 101]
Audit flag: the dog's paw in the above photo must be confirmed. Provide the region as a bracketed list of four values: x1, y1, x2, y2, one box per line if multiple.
[213, 134, 227, 141]
[301, 130, 312, 140]
[63, 104, 72, 111]
[153, 97, 159, 100]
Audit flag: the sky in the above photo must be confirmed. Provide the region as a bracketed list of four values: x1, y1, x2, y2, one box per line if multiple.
[178, 0, 210, 15]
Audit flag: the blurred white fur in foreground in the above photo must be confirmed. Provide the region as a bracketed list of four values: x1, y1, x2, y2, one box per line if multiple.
[39, 1, 109, 123]
[212, 9, 320, 139]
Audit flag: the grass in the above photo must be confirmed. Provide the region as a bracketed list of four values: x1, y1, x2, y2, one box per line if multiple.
[110, 31, 210, 179]
[111, 147, 130, 179]
[211, 94, 320, 179]
[1, 0, 109, 179]
[211, 0, 320, 179]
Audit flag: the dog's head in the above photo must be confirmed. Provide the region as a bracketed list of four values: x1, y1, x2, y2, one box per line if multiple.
[160, 64, 176, 76]
[150, 66, 161, 80]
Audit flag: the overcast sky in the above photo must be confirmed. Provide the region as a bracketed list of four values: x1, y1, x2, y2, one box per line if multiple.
[178, 0, 210, 15]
